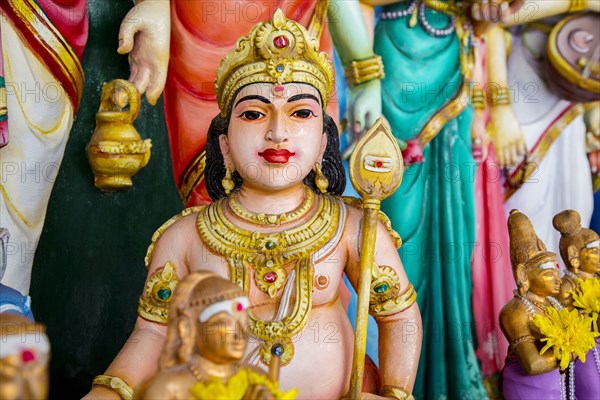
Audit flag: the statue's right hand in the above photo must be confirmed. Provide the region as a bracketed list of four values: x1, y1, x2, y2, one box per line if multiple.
[81, 386, 121, 400]
[488, 105, 527, 168]
[117, 1, 171, 106]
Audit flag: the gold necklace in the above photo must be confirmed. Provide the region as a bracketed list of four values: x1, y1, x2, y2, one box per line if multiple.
[196, 194, 342, 366]
[228, 185, 315, 226]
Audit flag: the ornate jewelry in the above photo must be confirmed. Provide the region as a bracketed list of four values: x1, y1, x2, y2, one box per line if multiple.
[214, 9, 334, 116]
[314, 162, 329, 193]
[510, 335, 536, 350]
[341, 196, 402, 248]
[569, 0, 586, 12]
[228, 185, 314, 225]
[221, 167, 235, 195]
[196, 195, 342, 366]
[92, 375, 133, 400]
[370, 282, 417, 318]
[370, 264, 401, 307]
[471, 87, 486, 110]
[489, 85, 511, 106]
[138, 262, 179, 324]
[198, 195, 340, 298]
[344, 55, 385, 86]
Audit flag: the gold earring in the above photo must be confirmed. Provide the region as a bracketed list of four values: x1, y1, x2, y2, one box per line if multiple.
[222, 167, 235, 195]
[314, 162, 329, 194]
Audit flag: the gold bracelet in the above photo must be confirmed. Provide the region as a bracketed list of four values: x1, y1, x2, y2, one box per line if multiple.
[381, 385, 415, 400]
[471, 87, 485, 110]
[92, 375, 133, 400]
[569, 0, 586, 13]
[489, 85, 510, 106]
[345, 55, 385, 86]
[510, 335, 535, 350]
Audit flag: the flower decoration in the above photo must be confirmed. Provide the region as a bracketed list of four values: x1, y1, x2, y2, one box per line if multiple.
[533, 306, 599, 370]
[571, 277, 600, 332]
[189, 368, 297, 400]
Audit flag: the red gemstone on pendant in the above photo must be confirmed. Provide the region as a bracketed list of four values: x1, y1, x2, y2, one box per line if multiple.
[375, 160, 383, 168]
[273, 35, 289, 48]
[264, 272, 278, 283]
[236, 302, 244, 312]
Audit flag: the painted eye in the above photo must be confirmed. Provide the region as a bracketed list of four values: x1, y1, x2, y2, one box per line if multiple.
[240, 110, 264, 120]
[292, 109, 315, 118]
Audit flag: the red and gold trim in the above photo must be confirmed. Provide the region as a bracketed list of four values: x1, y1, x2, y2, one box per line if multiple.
[179, 150, 207, 205]
[504, 103, 584, 200]
[0, 0, 84, 111]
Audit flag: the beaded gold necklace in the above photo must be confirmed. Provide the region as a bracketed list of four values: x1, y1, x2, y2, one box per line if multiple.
[196, 194, 342, 366]
[228, 185, 315, 226]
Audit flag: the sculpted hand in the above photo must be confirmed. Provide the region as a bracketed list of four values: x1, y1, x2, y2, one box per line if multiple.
[117, 1, 170, 106]
[348, 79, 382, 138]
[488, 105, 527, 167]
[471, 0, 524, 24]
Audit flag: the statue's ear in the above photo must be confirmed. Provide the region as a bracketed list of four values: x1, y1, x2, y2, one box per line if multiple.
[177, 316, 195, 364]
[515, 263, 529, 296]
[218, 134, 234, 170]
[567, 245, 580, 272]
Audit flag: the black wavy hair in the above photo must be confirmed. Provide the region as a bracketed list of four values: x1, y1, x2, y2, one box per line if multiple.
[205, 111, 346, 200]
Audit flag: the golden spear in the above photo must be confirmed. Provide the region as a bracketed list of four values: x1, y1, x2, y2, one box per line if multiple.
[348, 117, 404, 399]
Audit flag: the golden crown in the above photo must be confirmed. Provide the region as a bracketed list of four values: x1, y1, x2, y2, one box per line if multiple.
[215, 8, 335, 116]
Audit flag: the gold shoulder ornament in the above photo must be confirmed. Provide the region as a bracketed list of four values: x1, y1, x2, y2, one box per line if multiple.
[138, 262, 179, 324]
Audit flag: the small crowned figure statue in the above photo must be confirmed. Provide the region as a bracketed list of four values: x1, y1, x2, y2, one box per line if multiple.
[136, 271, 291, 400]
[553, 210, 600, 400]
[499, 209, 564, 399]
[86, 9, 422, 400]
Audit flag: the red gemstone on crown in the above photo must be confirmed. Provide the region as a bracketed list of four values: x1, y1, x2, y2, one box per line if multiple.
[264, 272, 278, 283]
[273, 35, 289, 48]
[375, 161, 383, 168]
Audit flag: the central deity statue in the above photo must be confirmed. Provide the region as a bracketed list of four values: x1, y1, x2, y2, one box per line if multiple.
[86, 9, 421, 400]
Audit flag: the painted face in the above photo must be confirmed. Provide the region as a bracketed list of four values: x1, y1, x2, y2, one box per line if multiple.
[528, 260, 561, 297]
[579, 240, 600, 274]
[222, 83, 326, 191]
[196, 307, 249, 364]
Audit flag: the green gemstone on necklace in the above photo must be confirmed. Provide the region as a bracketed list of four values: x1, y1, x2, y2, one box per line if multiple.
[374, 283, 389, 294]
[157, 288, 172, 300]
[265, 240, 276, 249]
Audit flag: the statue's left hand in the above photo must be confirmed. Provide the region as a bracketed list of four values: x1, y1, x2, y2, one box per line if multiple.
[117, 1, 171, 106]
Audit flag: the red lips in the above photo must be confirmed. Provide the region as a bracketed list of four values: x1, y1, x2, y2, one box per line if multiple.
[258, 149, 295, 164]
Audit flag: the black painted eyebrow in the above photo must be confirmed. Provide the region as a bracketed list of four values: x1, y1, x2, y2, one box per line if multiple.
[287, 93, 321, 105]
[234, 95, 271, 108]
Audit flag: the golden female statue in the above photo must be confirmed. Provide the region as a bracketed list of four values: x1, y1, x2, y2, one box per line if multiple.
[499, 209, 564, 398]
[554, 210, 600, 399]
[86, 9, 421, 400]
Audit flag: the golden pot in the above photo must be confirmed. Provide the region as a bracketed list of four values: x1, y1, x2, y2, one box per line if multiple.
[88, 80, 152, 191]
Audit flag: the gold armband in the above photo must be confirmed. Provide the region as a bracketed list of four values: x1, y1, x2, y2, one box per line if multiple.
[489, 85, 510, 106]
[345, 55, 385, 86]
[381, 385, 415, 400]
[569, 0, 586, 13]
[471, 87, 485, 110]
[92, 375, 133, 400]
[138, 262, 179, 324]
[370, 269, 417, 318]
[510, 335, 535, 350]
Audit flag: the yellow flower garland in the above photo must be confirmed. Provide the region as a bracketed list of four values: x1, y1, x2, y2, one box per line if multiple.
[533, 306, 599, 370]
[188, 368, 297, 400]
[571, 278, 600, 332]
